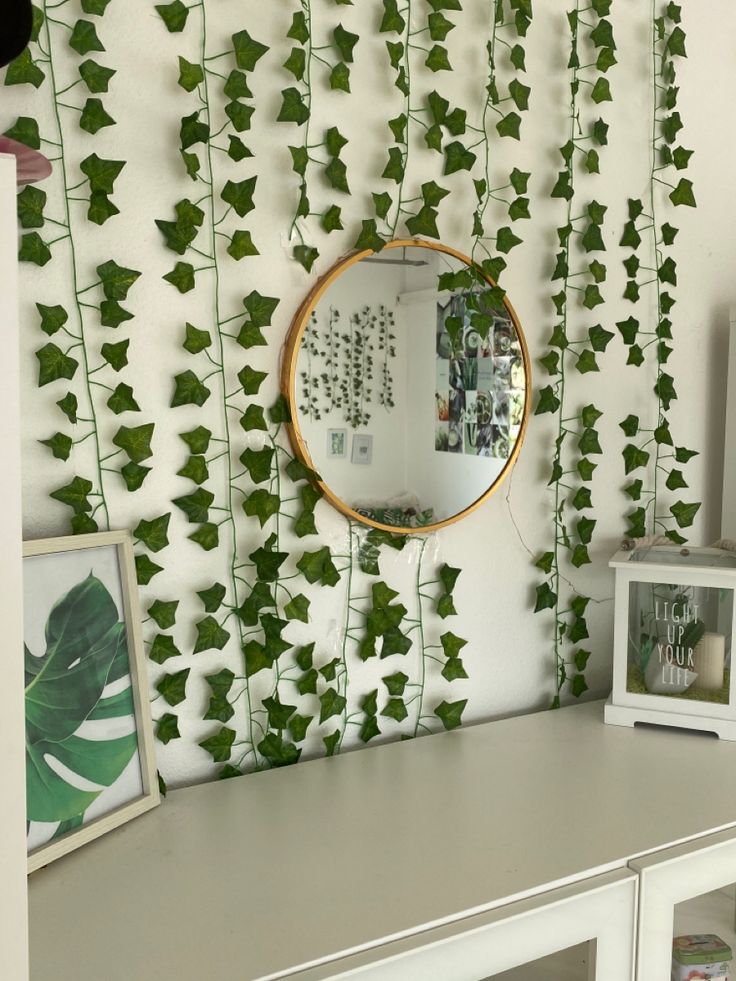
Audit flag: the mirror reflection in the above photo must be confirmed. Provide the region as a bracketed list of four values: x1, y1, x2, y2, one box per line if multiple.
[287, 241, 530, 532]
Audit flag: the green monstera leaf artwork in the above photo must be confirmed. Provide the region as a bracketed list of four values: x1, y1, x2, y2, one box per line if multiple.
[25, 573, 138, 829]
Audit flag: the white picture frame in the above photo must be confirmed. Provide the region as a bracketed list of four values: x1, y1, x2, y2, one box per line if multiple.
[351, 434, 373, 465]
[24, 530, 159, 873]
[327, 428, 347, 459]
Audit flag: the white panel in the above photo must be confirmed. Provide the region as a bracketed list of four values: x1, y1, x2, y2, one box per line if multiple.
[632, 827, 736, 979]
[723, 316, 736, 539]
[281, 871, 637, 981]
[0, 154, 29, 979]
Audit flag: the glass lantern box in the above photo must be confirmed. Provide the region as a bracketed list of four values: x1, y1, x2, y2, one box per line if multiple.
[605, 545, 736, 739]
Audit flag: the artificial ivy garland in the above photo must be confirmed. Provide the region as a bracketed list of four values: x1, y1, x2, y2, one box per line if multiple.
[533, 0, 617, 707]
[617, 0, 699, 542]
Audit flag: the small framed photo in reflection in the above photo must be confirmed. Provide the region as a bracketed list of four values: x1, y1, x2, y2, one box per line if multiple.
[327, 428, 347, 459]
[351, 434, 373, 465]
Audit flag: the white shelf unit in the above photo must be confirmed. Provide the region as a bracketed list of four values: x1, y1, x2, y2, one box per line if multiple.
[28, 700, 736, 980]
[0, 153, 29, 981]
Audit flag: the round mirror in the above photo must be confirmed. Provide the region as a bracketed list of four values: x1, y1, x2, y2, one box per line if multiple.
[282, 239, 531, 533]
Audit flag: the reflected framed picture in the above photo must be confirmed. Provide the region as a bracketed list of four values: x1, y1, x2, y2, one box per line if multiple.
[24, 530, 159, 872]
[327, 428, 347, 459]
[351, 434, 373, 465]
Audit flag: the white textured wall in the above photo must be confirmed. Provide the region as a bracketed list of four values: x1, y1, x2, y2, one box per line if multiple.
[6, 0, 736, 790]
[0, 155, 29, 981]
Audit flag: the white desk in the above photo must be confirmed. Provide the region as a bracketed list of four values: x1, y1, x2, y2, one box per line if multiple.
[28, 701, 736, 979]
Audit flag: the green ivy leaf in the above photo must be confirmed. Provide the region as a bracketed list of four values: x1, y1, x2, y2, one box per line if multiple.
[133, 514, 170, 553]
[667, 25, 687, 57]
[171, 369, 211, 407]
[670, 501, 700, 529]
[69, 19, 104, 55]
[321, 205, 343, 233]
[79, 97, 115, 135]
[155, 0, 188, 31]
[319, 687, 347, 725]
[496, 226, 522, 254]
[248, 541, 288, 583]
[148, 600, 179, 630]
[16, 186, 46, 230]
[173, 487, 213, 524]
[508, 79, 531, 111]
[284, 593, 310, 623]
[535, 385, 561, 415]
[258, 732, 300, 767]
[496, 112, 521, 140]
[406, 205, 439, 239]
[329, 62, 351, 92]
[623, 443, 650, 474]
[113, 423, 154, 463]
[97, 259, 140, 301]
[194, 616, 230, 654]
[578, 427, 602, 455]
[354, 219, 385, 252]
[6, 114, 42, 148]
[443, 140, 476, 174]
[240, 404, 267, 432]
[239, 446, 274, 485]
[180, 425, 211, 454]
[283, 46, 306, 81]
[39, 432, 72, 461]
[655, 372, 677, 410]
[287, 10, 309, 43]
[675, 446, 698, 464]
[293, 245, 319, 272]
[571, 487, 592, 511]
[231, 28, 268, 71]
[243, 489, 280, 527]
[588, 324, 613, 352]
[619, 414, 640, 438]
[434, 699, 466, 731]
[277, 87, 309, 125]
[176, 454, 209, 484]
[87, 191, 119, 226]
[508, 196, 530, 221]
[661, 222, 679, 246]
[55, 392, 78, 424]
[36, 343, 78, 387]
[297, 546, 340, 587]
[78, 59, 115, 93]
[669, 177, 696, 207]
[440, 631, 467, 658]
[428, 11, 454, 40]
[380, 0, 405, 32]
[120, 462, 150, 492]
[19, 232, 52, 266]
[99, 299, 132, 328]
[666, 469, 688, 491]
[381, 697, 409, 721]
[50, 475, 92, 514]
[360, 716, 381, 743]
[156, 713, 180, 744]
[135, 554, 163, 586]
[199, 726, 235, 764]
[425, 44, 451, 72]
[177, 56, 203, 92]
[106, 382, 140, 414]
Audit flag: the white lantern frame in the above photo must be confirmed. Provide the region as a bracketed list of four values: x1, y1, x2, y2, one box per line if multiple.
[605, 546, 736, 740]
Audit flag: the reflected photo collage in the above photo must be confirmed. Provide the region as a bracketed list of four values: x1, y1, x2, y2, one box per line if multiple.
[434, 294, 525, 458]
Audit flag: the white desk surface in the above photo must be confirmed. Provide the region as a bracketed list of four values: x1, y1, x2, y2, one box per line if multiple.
[28, 700, 736, 980]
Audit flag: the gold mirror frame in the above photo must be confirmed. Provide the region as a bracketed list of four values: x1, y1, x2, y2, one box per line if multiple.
[281, 238, 532, 535]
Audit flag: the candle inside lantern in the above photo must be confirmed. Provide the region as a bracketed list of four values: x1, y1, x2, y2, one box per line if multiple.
[692, 632, 726, 691]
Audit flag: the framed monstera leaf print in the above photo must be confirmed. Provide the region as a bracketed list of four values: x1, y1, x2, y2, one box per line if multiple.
[23, 530, 158, 872]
